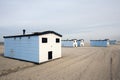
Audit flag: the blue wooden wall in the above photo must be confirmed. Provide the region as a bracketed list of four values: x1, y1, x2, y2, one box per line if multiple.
[4, 36, 39, 63]
[62, 40, 73, 47]
[90, 40, 108, 47]
[109, 40, 117, 45]
[77, 40, 81, 47]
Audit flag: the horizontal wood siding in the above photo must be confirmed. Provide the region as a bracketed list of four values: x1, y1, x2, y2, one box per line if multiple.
[90, 40, 107, 47]
[109, 40, 117, 45]
[62, 41, 73, 47]
[77, 41, 81, 47]
[4, 36, 39, 63]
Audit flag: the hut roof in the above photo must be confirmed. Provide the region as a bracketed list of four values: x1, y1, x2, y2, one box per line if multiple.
[3, 31, 62, 38]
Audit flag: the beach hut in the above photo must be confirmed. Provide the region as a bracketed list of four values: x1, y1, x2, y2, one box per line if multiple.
[109, 40, 117, 45]
[104, 39, 110, 46]
[62, 39, 78, 47]
[77, 39, 84, 47]
[3, 30, 62, 63]
[62, 40, 73, 47]
[90, 40, 109, 47]
[72, 39, 78, 47]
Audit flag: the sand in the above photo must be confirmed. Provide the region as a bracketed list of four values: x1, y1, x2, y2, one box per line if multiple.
[0, 44, 120, 80]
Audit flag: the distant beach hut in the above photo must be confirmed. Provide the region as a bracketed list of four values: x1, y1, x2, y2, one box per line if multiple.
[109, 40, 117, 45]
[62, 39, 78, 47]
[62, 40, 73, 47]
[3, 30, 62, 63]
[104, 39, 110, 46]
[72, 39, 78, 47]
[90, 39, 109, 47]
[77, 39, 84, 47]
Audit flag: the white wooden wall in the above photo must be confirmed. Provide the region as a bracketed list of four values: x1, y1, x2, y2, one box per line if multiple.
[39, 34, 61, 63]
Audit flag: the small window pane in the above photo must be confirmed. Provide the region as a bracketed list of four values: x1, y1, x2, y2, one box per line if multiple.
[56, 38, 60, 43]
[42, 38, 47, 43]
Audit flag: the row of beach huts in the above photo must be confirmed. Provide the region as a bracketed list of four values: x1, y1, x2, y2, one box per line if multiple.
[62, 39, 84, 47]
[3, 30, 117, 63]
[62, 39, 117, 47]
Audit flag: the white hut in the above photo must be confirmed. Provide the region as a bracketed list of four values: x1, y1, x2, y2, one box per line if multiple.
[3, 31, 62, 63]
[72, 39, 78, 47]
[78, 39, 84, 47]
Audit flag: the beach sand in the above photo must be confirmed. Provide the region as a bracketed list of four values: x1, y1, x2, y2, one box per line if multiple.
[0, 44, 120, 80]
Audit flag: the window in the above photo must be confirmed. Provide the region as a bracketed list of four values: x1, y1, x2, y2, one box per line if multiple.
[42, 38, 47, 43]
[56, 38, 60, 43]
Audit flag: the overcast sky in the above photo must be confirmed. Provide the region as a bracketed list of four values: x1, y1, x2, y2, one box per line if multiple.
[0, 0, 120, 42]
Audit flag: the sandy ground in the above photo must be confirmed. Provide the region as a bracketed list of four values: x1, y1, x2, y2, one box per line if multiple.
[0, 44, 120, 80]
[0, 45, 35, 76]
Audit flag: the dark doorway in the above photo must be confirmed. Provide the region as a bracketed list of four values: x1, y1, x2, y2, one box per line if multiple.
[48, 51, 52, 59]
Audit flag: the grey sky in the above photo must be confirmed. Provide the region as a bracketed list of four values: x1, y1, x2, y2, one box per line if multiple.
[0, 0, 120, 42]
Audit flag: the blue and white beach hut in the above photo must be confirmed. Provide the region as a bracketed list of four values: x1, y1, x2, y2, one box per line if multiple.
[90, 40, 109, 47]
[62, 39, 78, 47]
[3, 30, 62, 63]
[62, 40, 73, 47]
[77, 39, 84, 47]
[109, 40, 117, 45]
